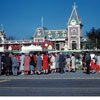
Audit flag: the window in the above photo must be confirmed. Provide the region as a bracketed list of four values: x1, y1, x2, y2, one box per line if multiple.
[62, 31, 66, 37]
[56, 34, 59, 37]
[55, 31, 59, 37]
[48, 34, 52, 38]
[62, 34, 66, 37]
[71, 29, 76, 36]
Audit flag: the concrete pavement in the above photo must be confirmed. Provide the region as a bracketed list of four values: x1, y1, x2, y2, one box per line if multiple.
[0, 70, 100, 96]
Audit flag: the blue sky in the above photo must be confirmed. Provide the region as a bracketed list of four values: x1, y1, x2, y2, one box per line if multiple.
[0, 0, 100, 40]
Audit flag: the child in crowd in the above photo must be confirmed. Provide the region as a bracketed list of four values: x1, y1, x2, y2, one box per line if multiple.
[95, 62, 99, 74]
[90, 60, 95, 73]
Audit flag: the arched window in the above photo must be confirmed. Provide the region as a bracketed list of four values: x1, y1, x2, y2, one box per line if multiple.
[71, 29, 76, 35]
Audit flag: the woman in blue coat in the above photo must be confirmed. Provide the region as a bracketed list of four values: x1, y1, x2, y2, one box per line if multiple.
[36, 53, 42, 75]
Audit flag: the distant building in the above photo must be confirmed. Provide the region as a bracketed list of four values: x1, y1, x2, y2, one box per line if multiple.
[33, 3, 83, 50]
[0, 3, 88, 53]
[0, 30, 6, 43]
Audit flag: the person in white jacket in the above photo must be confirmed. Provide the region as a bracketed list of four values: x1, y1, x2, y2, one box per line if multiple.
[50, 54, 56, 73]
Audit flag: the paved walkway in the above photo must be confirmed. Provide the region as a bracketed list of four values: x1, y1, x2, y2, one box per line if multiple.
[0, 70, 100, 96]
[0, 70, 100, 80]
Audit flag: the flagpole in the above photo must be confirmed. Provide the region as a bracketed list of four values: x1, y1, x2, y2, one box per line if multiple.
[41, 16, 44, 28]
[41, 16, 45, 41]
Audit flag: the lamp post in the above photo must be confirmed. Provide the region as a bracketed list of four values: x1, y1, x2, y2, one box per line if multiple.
[96, 38, 97, 49]
[38, 40, 40, 46]
[55, 36, 56, 50]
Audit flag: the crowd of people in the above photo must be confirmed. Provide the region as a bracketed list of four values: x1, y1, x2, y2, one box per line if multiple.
[82, 51, 100, 74]
[0, 51, 100, 76]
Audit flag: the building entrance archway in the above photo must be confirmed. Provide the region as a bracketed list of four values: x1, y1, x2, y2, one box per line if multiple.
[72, 41, 77, 50]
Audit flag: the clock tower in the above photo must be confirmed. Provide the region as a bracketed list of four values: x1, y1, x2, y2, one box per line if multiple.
[68, 3, 82, 50]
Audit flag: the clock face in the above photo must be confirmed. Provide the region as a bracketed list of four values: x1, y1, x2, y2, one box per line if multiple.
[71, 19, 76, 25]
[37, 32, 41, 36]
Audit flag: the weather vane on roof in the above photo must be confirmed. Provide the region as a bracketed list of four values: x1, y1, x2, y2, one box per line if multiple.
[73, 2, 77, 9]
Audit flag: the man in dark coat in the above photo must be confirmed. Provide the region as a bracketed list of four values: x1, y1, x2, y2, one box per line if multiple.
[3, 52, 12, 76]
[85, 51, 91, 74]
[0, 53, 2, 75]
[1, 53, 5, 75]
[59, 52, 65, 73]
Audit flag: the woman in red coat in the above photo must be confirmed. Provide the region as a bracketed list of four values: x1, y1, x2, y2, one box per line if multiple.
[24, 54, 30, 75]
[16, 54, 20, 71]
[95, 62, 99, 73]
[91, 60, 95, 73]
[34, 54, 37, 74]
[43, 53, 49, 74]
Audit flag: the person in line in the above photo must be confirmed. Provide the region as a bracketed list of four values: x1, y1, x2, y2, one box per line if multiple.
[85, 51, 91, 74]
[36, 53, 43, 75]
[66, 55, 71, 72]
[12, 54, 18, 76]
[34, 53, 37, 74]
[71, 53, 76, 72]
[1, 53, 5, 75]
[16, 54, 20, 71]
[55, 53, 60, 73]
[50, 53, 56, 73]
[0, 53, 2, 75]
[95, 62, 99, 74]
[30, 53, 35, 75]
[90, 60, 95, 73]
[24, 54, 30, 75]
[9, 52, 14, 75]
[20, 53, 25, 75]
[3, 52, 12, 76]
[59, 52, 65, 73]
[43, 52, 49, 74]
[96, 54, 100, 73]
[82, 52, 86, 72]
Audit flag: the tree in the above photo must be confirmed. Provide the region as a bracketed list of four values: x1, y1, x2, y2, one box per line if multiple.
[29, 36, 33, 40]
[86, 27, 100, 49]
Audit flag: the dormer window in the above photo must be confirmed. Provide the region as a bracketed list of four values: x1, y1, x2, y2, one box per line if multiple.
[48, 34, 52, 38]
[37, 30, 40, 32]
[62, 31, 66, 37]
[48, 31, 52, 38]
[55, 31, 59, 37]
[37, 30, 41, 36]
[48, 31, 51, 35]
[37, 32, 41, 36]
